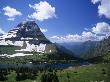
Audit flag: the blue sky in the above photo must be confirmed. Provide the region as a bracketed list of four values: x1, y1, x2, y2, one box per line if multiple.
[0, 0, 110, 42]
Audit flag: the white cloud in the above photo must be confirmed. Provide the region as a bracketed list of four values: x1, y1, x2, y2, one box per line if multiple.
[50, 33, 97, 43]
[91, 0, 101, 4]
[28, 1, 56, 21]
[3, 6, 22, 21]
[51, 36, 60, 40]
[82, 31, 96, 40]
[98, 0, 110, 19]
[0, 28, 6, 34]
[51, 34, 82, 42]
[84, 28, 89, 31]
[7, 18, 15, 21]
[92, 22, 110, 34]
[40, 28, 48, 33]
[51, 32, 97, 42]
[51, 22, 110, 42]
[91, 0, 110, 19]
[66, 34, 82, 41]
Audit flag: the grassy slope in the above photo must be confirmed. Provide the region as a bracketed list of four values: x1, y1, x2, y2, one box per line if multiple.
[2, 63, 110, 82]
[57, 63, 110, 82]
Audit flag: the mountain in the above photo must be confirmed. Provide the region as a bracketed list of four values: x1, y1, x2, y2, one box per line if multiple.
[60, 36, 110, 63]
[59, 42, 83, 56]
[0, 21, 50, 42]
[78, 40, 99, 59]
[0, 21, 75, 62]
[87, 36, 110, 63]
[59, 41, 98, 58]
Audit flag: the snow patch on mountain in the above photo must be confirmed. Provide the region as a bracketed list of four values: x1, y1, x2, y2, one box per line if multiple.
[10, 53, 33, 57]
[0, 40, 24, 46]
[13, 41, 24, 47]
[15, 41, 46, 53]
[0, 53, 33, 58]
[21, 37, 38, 40]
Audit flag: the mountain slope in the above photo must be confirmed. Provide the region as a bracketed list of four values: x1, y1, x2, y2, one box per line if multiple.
[59, 42, 82, 56]
[0, 21, 76, 62]
[0, 21, 55, 56]
[87, 36, 110, 63]
[59, 41, 98, 58]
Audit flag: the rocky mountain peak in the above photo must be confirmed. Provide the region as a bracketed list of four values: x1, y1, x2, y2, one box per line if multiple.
[0, 21, 56, 56]
[17, 21, 39, 30]
[4, 21, 50, 43]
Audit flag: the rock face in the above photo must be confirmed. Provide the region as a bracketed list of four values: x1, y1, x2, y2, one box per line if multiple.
[0, 21, 57, 57]
[4, 21, 50, 43]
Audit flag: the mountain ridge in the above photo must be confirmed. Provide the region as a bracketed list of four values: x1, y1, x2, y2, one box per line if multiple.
[59, 41, 98, 58]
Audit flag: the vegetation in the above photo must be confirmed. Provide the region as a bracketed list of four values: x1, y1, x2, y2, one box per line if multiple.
[0, 45, 19, 54]
[0, 67, 59, 82]
[57, 63, 110, 82]
[0, 63, 110, 82]
[81, 36, 110, 63]
[0, 44, 76, 64]
[1, 33, 110, 82]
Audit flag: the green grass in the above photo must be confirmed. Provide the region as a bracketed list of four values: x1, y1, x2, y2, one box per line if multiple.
[2, 71, 41, 82]
[0, 46, 18, 54]
[57, 63, 110, 82]
[1, 63, 110, 82]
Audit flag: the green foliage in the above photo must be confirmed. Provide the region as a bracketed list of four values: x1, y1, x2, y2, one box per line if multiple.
[0, 63, 109, 82]
[0, 45, 18, 54]
[41, 70, 59, 82]
[57, 63, 110, 82]
[0, 69, 8, 81]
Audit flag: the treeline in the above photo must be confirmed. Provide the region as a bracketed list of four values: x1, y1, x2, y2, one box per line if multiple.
[0, 69, 8, 81]
[0, 67, 59, 82]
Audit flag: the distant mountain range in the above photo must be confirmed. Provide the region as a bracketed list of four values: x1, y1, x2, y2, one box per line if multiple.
[59, 41, 98, 58]
[60, 37, 110, 62]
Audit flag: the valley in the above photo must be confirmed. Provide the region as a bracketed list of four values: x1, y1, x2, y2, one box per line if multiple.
[0, 21, 110, 82]
[1, 0, 110, 81]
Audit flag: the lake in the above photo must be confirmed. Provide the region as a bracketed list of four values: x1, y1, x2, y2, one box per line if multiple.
[0, 62, 89, 69]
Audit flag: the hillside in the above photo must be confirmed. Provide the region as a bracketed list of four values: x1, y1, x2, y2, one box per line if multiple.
[87, 36, 110, 63]
[59, 41, 98, 58]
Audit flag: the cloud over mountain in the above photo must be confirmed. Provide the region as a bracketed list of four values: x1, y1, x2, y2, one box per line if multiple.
[51, 22, 110, 42]
[0, 28, 5, 34]
[40, 28, 48, 33]
[92, 22, 110, 34]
